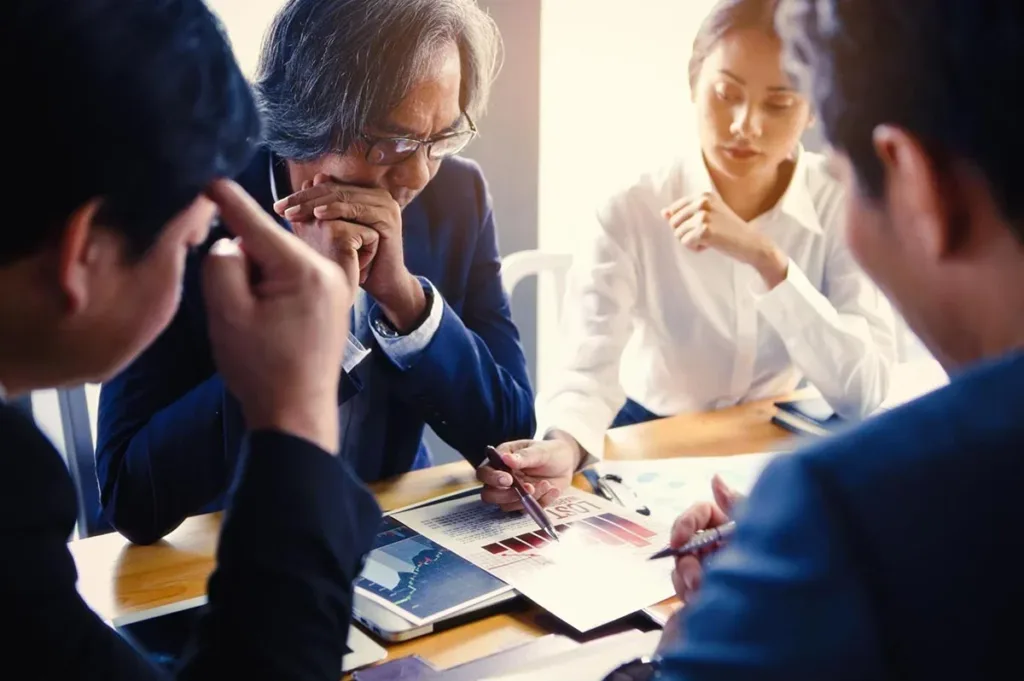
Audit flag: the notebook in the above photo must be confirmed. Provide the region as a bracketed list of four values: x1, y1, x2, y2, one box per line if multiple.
[771, 396, 844, 437]
[772, 359, 950, 438]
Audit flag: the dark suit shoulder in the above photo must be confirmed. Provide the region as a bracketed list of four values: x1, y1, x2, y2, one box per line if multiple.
[774, 353, 1024, 678]
[418, 156, 491, 226]
[778, 351, 1024, 601]
[0, 404, 76, 532]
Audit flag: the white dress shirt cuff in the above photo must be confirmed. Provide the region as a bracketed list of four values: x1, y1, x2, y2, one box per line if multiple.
[755, 259, 838, 338]
[369, 277, 443, 371]
[343, 334, 371, 374]
[536, 412, 606, 465]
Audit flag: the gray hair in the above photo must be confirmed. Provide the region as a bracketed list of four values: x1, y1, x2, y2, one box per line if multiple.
[254, 0, 502, 161]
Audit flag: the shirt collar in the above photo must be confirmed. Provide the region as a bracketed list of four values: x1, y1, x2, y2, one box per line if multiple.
[680, 142, 823, 235]
[269, 154, 283, 204]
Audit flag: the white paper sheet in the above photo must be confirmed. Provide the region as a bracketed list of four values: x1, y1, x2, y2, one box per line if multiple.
[393, 490, 674, 632]
[593, 451, 782, 521]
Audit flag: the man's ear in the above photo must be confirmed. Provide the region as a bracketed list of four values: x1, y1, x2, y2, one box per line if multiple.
[57, 198, 106, 314]
[872, 125, 962, 259]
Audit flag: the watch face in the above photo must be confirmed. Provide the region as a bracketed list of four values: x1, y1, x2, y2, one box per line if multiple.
[603, 657, 657, 681]
[372, 318, 398, 338]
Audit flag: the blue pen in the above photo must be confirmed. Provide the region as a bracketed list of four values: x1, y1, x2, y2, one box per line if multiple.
[648, 520, 737, 560]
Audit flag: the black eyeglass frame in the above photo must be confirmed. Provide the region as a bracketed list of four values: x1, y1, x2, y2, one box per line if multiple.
[360, 111, 478, 166]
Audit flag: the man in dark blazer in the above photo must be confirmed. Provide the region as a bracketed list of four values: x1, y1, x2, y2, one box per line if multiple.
[96, 0, 536, 545]
[1, 0, 379, 679]
[629, 1, 1024, 679]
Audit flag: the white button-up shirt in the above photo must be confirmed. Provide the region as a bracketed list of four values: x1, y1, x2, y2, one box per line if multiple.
[536, 144, 897, 459]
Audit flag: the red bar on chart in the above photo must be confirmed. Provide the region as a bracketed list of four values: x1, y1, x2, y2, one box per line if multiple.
[502, 537, 533, 553]
[600, 513, 657, 539]
[576, 519, 622, 545]
[518, 532, 550, 548]
[587, 515, 649, 547]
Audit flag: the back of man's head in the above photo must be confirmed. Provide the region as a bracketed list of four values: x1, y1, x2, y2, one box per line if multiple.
[777, 0, 1024, 367]
[2, 0, 260, 265]
[779, 0, 1024, 239]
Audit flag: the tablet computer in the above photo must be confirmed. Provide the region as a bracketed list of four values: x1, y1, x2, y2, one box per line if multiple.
[353, 487, 520, 642]
[110, 595, 387, 673]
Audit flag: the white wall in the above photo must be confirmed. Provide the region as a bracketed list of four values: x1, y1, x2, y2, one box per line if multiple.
[206, 0, 285, 77]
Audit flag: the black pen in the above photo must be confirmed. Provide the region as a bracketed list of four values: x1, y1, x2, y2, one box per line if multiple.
[648, 520, 737, 560]
[484, 446, 560, 542]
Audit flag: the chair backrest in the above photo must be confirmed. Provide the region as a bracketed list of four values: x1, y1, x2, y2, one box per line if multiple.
[27, 386, 109, 538]
[57, 385, 110, 538]
[500, 250, 572, 320]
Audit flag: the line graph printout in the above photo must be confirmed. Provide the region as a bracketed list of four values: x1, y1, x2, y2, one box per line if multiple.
[394, 491, 674, 632]
[355, 516, 512, 626]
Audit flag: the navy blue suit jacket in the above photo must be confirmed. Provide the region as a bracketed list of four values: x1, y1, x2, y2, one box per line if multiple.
[0, 403, 379, 680]
[660, 351, 1024, 680]
[97, 149, 534, 544]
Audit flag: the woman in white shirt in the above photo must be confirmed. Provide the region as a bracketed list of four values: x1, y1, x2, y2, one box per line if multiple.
[478, 0, 897, 510]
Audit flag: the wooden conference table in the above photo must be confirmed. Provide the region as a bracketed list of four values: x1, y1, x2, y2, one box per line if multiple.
[69, 393, 802, 675]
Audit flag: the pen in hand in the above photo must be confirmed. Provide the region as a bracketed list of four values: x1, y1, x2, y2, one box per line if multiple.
[648, 520, 737, 560]
[484, 446, 560, 542]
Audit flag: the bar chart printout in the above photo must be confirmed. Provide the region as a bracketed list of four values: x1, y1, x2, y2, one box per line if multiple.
[393, 491, 674, 632]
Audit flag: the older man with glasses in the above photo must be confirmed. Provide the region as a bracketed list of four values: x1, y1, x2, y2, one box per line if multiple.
[96, 0, 535, 545]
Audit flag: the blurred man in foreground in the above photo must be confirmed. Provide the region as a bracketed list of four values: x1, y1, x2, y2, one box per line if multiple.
[0, 1, 379, 678]
[638, 0, 1024, 679]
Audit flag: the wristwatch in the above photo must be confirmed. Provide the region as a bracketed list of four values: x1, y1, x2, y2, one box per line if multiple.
[371, 315, 402, 339]
[373, 283, 434, 337]
[602, 655, 660, 680]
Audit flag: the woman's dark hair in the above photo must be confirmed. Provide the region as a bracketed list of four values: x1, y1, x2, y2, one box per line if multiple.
[688, 0, 782, 91]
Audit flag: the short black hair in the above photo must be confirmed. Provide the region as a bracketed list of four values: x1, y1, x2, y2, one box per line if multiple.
[777, 0, 1024, 243]
[1, 0, 260, 266]
[254, 0, 501, 162]
[689, 0, 781, 92]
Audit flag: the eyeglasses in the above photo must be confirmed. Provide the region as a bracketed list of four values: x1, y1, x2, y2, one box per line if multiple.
[361, 112, 477, 166]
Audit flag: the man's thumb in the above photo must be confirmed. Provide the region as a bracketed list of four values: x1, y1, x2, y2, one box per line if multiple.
[503, 445, 551, 471]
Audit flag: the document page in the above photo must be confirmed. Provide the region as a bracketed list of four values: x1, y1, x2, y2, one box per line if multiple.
[594, 451, 782, 520]
[393, 490, 674, 632]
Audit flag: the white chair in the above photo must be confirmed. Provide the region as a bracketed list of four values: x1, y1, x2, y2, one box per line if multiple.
[500, 249, 572, 318]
